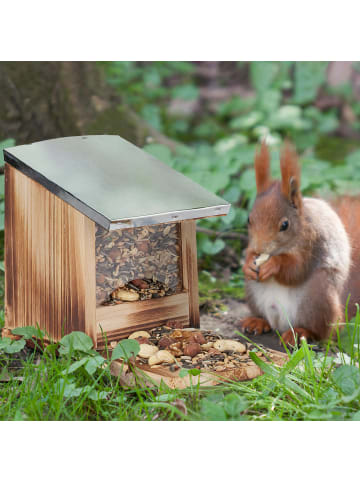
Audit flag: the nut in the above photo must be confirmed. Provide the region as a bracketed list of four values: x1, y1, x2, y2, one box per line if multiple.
[168, 342, 183, 357]
[189, 332, 206, 345]
[148, 350, 175, 366]
[112, 288, 139, 302]
[254, 253, 270, 267]
[201, 342, 214, 350]
[183, 342, 201, 358]
[136, 337, 151, 345]
[128, 331, 150, 339]
[138, 344, 159, 359]
[131, 279, 149, 289]
[158, 336, 174, 349]
[213, 340, 246, 354]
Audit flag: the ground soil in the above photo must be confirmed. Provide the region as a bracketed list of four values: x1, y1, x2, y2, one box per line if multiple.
[200, 298, 287, 353]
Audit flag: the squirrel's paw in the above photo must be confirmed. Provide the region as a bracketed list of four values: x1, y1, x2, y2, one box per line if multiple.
[280, 327, 314, 346]
[240, 317, 271, 335]
[243, 261, 258, 281]
[258, 256, 280, 281]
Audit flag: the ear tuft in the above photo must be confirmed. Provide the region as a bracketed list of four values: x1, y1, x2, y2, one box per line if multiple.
[254, 141, 271, 194]
[280, 142, 302, 209]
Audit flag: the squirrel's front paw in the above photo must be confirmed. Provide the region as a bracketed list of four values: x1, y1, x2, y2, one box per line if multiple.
[258, 256, 280, 281]
[243, 258, 259, 281]
[281, 327, 314, 346]
[240, 317, 271, 335]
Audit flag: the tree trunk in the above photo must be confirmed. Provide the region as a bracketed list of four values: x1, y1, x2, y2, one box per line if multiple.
[0, 61, 174, 148]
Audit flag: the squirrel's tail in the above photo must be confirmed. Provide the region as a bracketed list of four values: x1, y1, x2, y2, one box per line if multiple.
[332, 196, 360, 319]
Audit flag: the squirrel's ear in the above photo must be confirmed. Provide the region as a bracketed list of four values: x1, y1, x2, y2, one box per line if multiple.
[254, 142, 271, 194]
[280, 142, 302, 210]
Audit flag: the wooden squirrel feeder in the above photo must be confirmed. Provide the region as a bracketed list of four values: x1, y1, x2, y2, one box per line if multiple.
[3, 135, 230, 349]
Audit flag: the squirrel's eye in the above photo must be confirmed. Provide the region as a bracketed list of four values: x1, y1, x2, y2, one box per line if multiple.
[280, 220, 289, 232]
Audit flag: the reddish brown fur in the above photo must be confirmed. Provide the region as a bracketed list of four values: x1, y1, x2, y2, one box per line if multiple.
[254, 142, 272, 194]
[280, 142, 302, 211]
[332, 196, 360, 319]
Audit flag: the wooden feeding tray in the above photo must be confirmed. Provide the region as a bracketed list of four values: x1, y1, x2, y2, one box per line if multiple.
[3, 135, 230, 349]
[110, 326, 288, 388]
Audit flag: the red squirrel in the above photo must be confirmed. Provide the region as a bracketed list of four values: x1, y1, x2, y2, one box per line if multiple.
[241, 142, 360, 345]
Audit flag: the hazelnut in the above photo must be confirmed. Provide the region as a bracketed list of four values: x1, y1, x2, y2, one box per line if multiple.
[131, 279, 149, 289]
[189, 332, 206, 345]
[183, 342, 201, 358]
[158, 336, 174, 349]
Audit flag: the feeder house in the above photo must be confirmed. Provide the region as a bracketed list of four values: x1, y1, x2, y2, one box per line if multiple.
[3, 135, 230, 348]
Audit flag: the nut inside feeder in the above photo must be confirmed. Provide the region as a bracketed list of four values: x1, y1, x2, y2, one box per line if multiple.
[3, 135, 230, 349]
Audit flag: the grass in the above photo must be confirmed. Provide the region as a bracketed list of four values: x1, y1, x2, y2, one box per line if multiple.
[1, 307, 360, 421]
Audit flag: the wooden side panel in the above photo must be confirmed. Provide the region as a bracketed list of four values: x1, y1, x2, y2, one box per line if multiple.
[180, 220, 200, 328]
[96, 292, 189, 347]
[4, 164, 96, 342]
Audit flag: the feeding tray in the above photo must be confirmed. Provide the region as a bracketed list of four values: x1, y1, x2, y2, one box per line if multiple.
[3, 135, 230, 349]
[110, 326, 288, 388]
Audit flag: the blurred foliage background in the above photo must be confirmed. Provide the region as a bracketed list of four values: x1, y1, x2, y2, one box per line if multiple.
[1, 61, 360, 304]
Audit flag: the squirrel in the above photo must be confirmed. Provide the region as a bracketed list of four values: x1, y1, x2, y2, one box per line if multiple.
[240, 141, 360, 345]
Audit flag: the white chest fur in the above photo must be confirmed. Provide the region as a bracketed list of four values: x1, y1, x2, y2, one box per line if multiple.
[249, 279, 306, 332]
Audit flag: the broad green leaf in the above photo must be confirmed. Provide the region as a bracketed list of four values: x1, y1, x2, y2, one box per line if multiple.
[144, 143, 173, 165]
[59, 331, 94, 355]
[111, 339, 140, 361]
[85, 355, 105, 375]
[214, 134, 247, 154]
[12, 326, 45, 339]
[171, 84, 199, 101]
[0, 138, 15, 166]
[62, 358, 88, 375]
[223, 393, 248, 417]
[293, 62, 328, 104]
[200, 399, 227, 421]
[332, 365, 360, 396]
[141, 104, 162, 131]
[0, 337, 26, 354]
[200, 238, 225, 255]
[230, 111, 263, 130]
[250, 62, 279, 93]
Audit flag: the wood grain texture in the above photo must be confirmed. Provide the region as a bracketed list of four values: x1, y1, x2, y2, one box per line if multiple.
[4, 164, 96, 342]
[110, 348, 288, 388]
[180, 220, 200, 328]
[96, 292, 189, 347]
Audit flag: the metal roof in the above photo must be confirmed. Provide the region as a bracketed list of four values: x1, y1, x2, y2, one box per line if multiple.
[4, 135, 230, 230]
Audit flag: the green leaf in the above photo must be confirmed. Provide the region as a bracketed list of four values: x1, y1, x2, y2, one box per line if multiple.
[144, 143, 173, 165]
[230, 111, 263, 130]
[59, 331, 94, 355]
[87, 389, 108, 401]
[293, 62, 328, 104]
[256, 89, 281, 114]
[0, 138, 15, 166]
[0, 261, 4, 272]
[171, 84, 199, 101]
[63, 358, 88, 375]
[332, 365, 360, 395]
[214, 134, 247, 154]
[111, 339, 140, 361]
[85, 355, 105, 375]
[223, 393, 248, 417]
[250, 62, 279, 93]
[12, 326, 45, 340]
[200, 238, 225, 255]
[141, 104, 162, 131]
[200, 399, 227, 421]
[0, 337, 26, 354]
